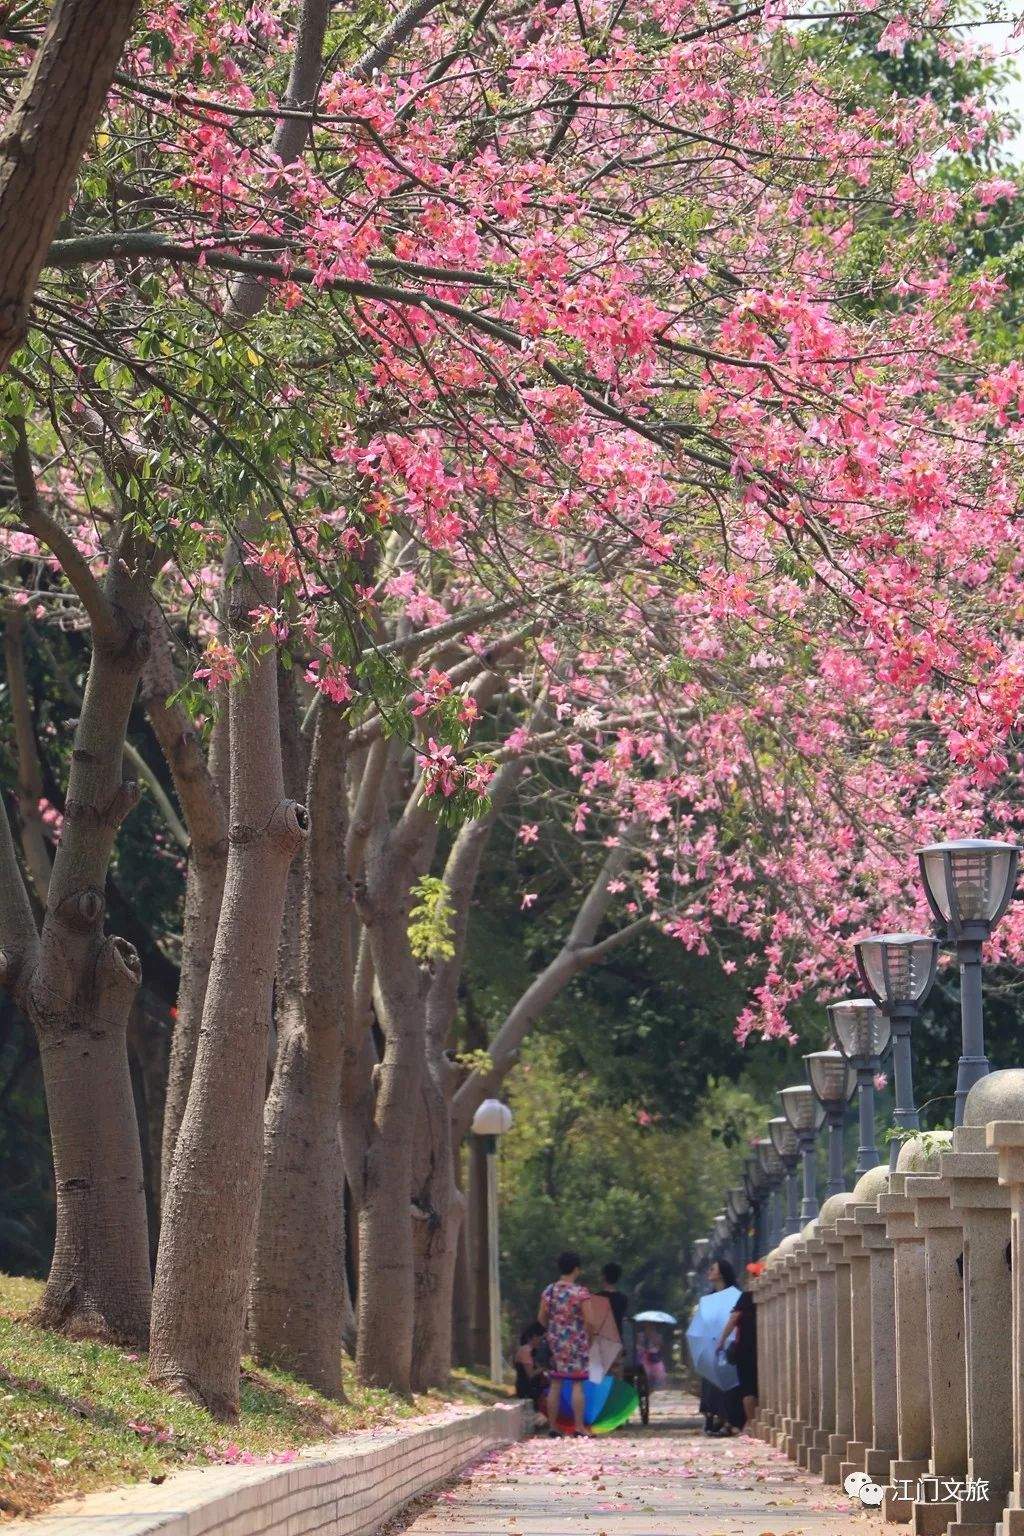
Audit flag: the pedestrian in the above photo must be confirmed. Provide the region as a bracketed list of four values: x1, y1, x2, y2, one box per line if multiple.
[718, 1288, 758, 1427]
[514, 1321, 548, 1409]
[695, 1258, 742, 1435]
[539, 1250, 591, 1436]
[599, 1262, 629, 1337]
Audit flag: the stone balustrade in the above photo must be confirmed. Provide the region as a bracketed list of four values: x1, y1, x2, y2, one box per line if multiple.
[749, 1070, 1024, 1536]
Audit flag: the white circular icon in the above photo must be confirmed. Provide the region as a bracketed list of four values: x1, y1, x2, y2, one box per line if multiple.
[861, 1482, 885, 1507]
[844, 1471, 871, 1497]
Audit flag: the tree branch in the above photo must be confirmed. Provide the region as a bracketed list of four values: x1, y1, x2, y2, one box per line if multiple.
[450, 833, 645, 1140]
[10, 420, 121, 645]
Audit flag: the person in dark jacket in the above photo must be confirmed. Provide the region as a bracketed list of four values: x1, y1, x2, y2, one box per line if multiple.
[718, 1288, 758, 1426]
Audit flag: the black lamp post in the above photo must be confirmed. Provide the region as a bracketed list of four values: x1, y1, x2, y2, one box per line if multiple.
[855, 932, 938, 1168]
[805, 1048, 857, 1197]
[727, 1187, 751, 1269]
[779, 1083, 825, 1222]
[769, 1114, 801, 1236]
[756, 1136, 786, 1249]
[829, 998, 891, 1174]
[917, 839, 1019, 1128]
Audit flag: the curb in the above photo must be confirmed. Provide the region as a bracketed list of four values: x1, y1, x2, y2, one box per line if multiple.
[6, 1398, 530, 1535]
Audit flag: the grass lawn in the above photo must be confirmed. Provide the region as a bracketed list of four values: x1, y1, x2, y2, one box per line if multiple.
[0, 1274, 504, 1522]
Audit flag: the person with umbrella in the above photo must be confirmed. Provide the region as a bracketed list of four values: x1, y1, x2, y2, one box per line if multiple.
[686, 1259, 742, 1434]
[633, 1309, 676, 1391]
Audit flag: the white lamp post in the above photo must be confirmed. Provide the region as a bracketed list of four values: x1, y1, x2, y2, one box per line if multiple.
[471, 1098, 513, 1386]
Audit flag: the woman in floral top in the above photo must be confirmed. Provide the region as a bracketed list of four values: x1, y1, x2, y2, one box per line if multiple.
[539, 1250, 591, 1435]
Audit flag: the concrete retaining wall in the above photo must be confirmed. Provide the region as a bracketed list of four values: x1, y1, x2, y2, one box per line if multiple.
[10, 1399, 530, 1536]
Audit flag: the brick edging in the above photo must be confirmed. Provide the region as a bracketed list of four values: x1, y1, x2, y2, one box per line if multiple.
[7, 1398, 531, 1534]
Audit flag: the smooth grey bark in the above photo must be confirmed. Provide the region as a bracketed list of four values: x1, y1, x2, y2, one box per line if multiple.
[249, 702, 353, 1396]
[149, 546, 307, 1416]
[0, 644, 151, 1339]
[353, 788, 434, 1393]
[0, 429, 153, 1343]
[142, 621, 229, 1206]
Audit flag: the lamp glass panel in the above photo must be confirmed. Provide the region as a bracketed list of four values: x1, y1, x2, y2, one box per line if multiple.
[919, 840, 1016, 923]
[856, 933, 936, 1004]
[757, 1137, 785, 1179]
[829, 998, 891, 1059]
[779, 1083, 825, 1132]
[806, 1049, 857, 1105]
[768, 1115, 798, 1159]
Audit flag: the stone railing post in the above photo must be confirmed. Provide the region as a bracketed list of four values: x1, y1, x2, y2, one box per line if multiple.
[879, 1135, 944, 1523]
[790, 1225, 820, 1465]
[907, 1133, 966, 1536]
[751, 1261, 774, 1442]
[805, 1218, 836, 1477]
[819, 1192, 857, 1485]
[851, 1167, 898, 1483]
[837, 1207, 873, 1485]
[987, 1117, 1024, 1536]
[797, 1223, 821, 1470]
[786, 1234, 810, 1449]
[941, 1072, 1024, 1536]
[773, 1233, 802, 1451]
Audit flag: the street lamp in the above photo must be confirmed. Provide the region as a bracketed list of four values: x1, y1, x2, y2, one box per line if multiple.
[829, 998, 891, 1173]
[471, 1097, 513, 1386]
[743, 1156, 770, 1262]
[756, 1136, 786, 1250]
[917, 839, 1019, 1127]
[779, 1083, 825, 1222]
[805, 1048, 857, 1198]
[855, 932, 938, 1168]
[768, 1115, 801, 1237]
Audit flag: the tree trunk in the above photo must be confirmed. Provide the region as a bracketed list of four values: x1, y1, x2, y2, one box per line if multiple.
[149, 553, 307, 1417]
[410, 1044, 463, 1391]
[355, 914, 425, 1392]
[32, 937, 151, 1342]
[249, 1006, 349, 1394]
[250, 699, 352, 1395]
[0, 0, 142, 370]
[159, 842, 226, 1203]
[144, 661, 229, 1210]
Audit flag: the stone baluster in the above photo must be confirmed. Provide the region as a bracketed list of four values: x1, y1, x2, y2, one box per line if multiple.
[805, 1218, 836, 1477]
[879, 1135, 945, 1524]
[940, 1073, 1023, 1536]
[837, 1205, 873, 1486]
[851, 1166, 898, 1483]
[818, 1192, 857, 1485]
[906, 1133, 966, 1536]
[987, 1116, 1024, 1536]
[797, 1224, 821, 1469]
[789, 1231, 813, 1460]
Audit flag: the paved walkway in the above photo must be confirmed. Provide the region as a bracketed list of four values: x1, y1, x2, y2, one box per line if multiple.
[398, 1394, 874, 1536]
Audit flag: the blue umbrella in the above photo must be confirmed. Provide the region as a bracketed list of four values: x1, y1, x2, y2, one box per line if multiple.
[686, 1287, 741, 1391]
